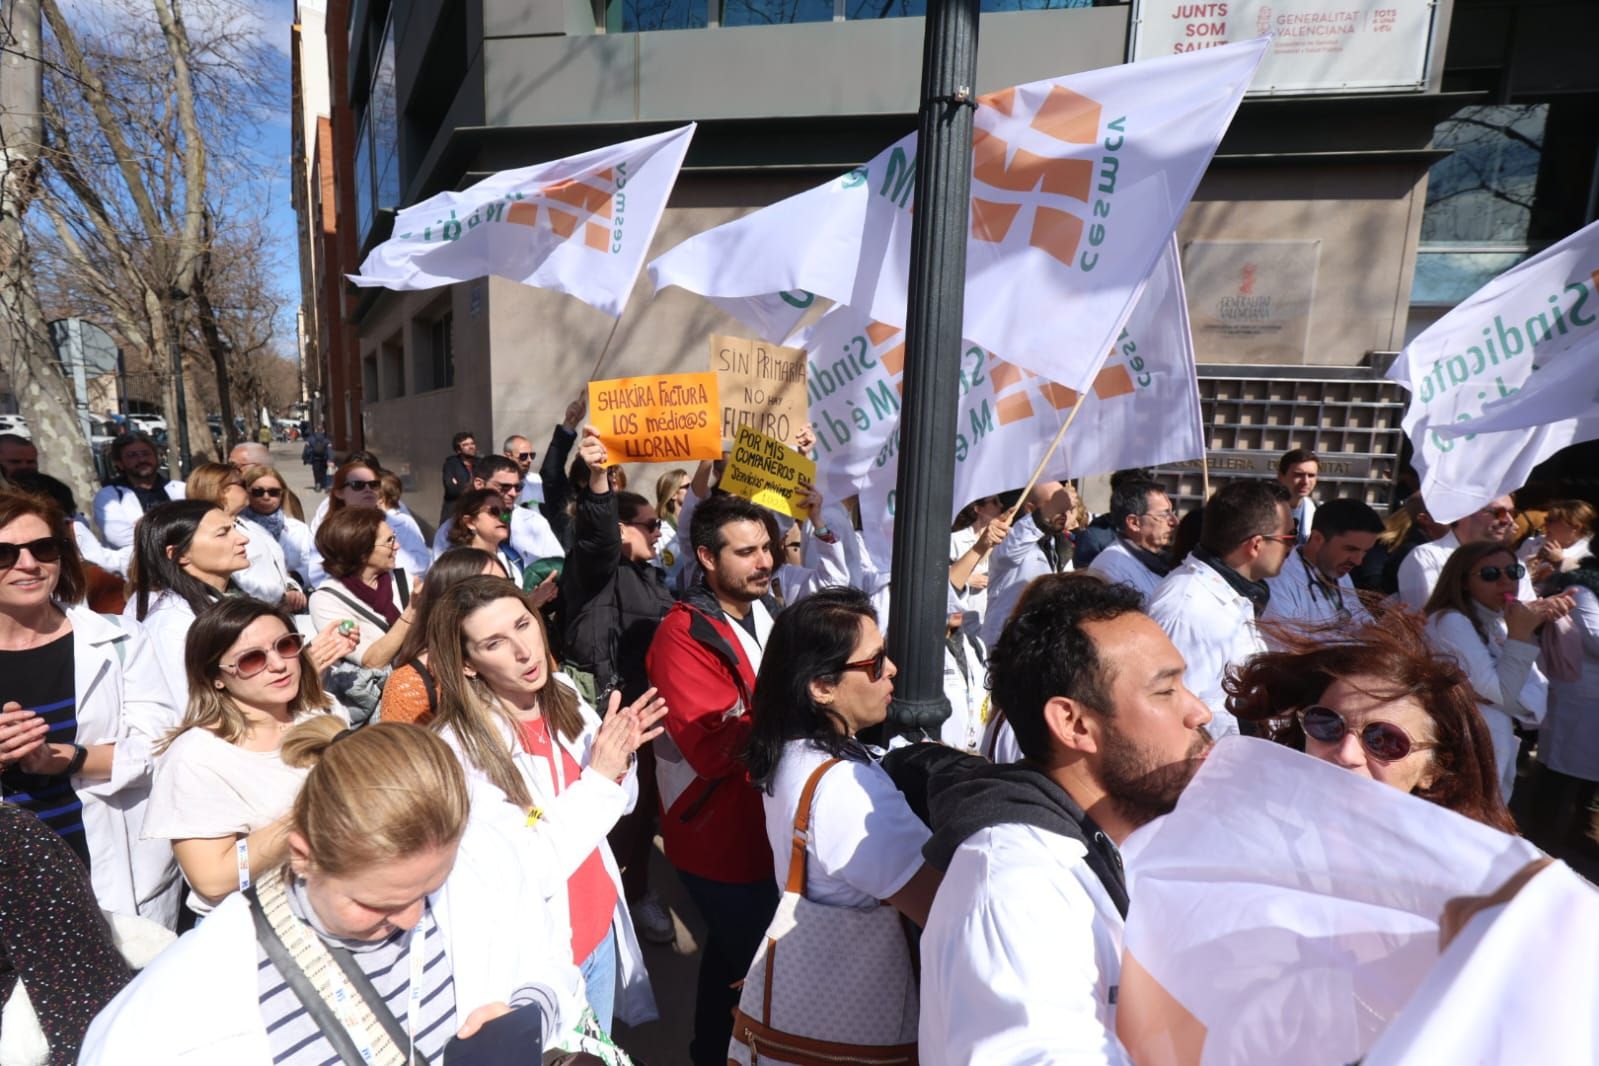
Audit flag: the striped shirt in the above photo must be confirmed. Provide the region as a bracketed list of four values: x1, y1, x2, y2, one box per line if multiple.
[257, 881, 458, 1065]
[0, 634, 89, 870]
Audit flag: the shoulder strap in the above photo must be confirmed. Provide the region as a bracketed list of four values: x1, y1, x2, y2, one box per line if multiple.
[246, 889, 370, 1066]
[787, 758, 843, 896]
[394, 568, 410, 610]
[314, 584, 391, 632]
[409, 658, 438, 714]
[326, 945, 432, 1066]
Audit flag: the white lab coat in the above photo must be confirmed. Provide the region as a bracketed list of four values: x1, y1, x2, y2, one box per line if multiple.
[1541, 586, 1599, 781]
[231, 520, 289, 605]
[72, 514, 132, 578]
[1425, 606, 1547, 798]
[63, 605, 184, 927]
[1086, 538, 1163, 606]
[1262, 547, 1371, 630]
[240, 512, 312, 584]
[982, 513, 1066, 649]
[438, 676, 658, 1026]
[1291, 496, 1317, 546]
[950, 526, 992, 627]
[941, 631, 989, 754]
[920, 824, 1129, 1066]
[1146, 556, 1261, 739]
[122, 590, 200, 715]
[91, 480, 186, 550]
[78, 780, 584, 1064]
[1397, 531, 1536, 609]
[307, 504, 429, 589]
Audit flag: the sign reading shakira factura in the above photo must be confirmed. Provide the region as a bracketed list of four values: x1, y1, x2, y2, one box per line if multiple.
[588, 372, 723, 463]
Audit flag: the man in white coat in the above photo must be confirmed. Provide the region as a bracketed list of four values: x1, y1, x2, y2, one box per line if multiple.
[1263, 497, 1384, 630]
[1147, 480, 1295, 738]
[91, 433, 185, 550]
[1396, 495, 1535, 608]
[1277, 448, 1319, 546]
[1086, 478, 1178, 605]
[919, 576, 1213, 1065]
[981, 480, 1076, 648]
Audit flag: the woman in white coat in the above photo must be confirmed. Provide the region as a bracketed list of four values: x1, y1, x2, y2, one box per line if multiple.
[80, 717, 583, 1064]
[0, 490, 183, 926]
[1423, 539, 1553, 801]
[424, 575, 666, 1033]
[240, 465, 312, 586]
[185, 462, 292, 608]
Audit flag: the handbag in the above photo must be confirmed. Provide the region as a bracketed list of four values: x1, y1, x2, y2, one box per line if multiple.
[728, 758, 919, 1066]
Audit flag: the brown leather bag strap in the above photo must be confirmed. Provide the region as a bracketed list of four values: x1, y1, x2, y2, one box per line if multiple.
[787, 758, 843, 896]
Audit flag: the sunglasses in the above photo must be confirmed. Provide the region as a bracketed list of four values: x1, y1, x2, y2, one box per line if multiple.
[249, 486, 283, 499]
[1300, 705, 1434, 763]
[841, 648, 890, 683]
[516, 452, 535, 461]
[626, 518, 662, 535]
[1475, 563, 1526, 582]
[344, 478, 380, 492]
[219, 633, 305, 679]
[0, 536, 65, 571]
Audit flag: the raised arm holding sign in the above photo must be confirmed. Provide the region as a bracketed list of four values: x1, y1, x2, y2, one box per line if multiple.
[587, 372, 724, 464]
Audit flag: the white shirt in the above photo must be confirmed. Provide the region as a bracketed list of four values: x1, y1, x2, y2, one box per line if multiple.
[1146, 555, 1262, 739]
[983, 513, 1066, 649]
[950, 527, 992, 626]
[1397, 530, 1536, 609]
[1425, 606, 1547, 796]
[510, 505, 564, 560]
[1262, 547, 1371, 630]
[726, 599, 775, 672]
[92, 479, 187, 549]
[308, 504, 429, 588]
[232, 520, 289, 605]
[240, 513, 312, 584]
[1086, 538, 1163, 605]
[1291, 496, 1317, 546]
[941, 632, 990, 753]
[920, 824, 1129, 1066]
[308, 577, 407, 665]
[763, 742, 929, 909]
[73, 514, 132, 577]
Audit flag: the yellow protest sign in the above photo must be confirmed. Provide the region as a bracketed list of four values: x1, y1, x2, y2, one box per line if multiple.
[711, 334, 809, 447]
[588, 372, 723, 463]
[720, 424, 817, 519]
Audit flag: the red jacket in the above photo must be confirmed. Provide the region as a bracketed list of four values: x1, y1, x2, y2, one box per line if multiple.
[645, 591, 773, 884]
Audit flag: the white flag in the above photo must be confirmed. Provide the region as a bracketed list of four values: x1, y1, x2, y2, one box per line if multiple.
[1117, 738, 1543, 1066]
[349, 125, 695, 317]
[1386, 219, 1599, 522]
[813, 239, 1202, 566]
[649, 41, 1263, 392]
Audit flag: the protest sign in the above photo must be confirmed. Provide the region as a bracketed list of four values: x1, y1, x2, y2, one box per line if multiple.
[711, 334, 809, 446]
[588, 372, 722, 463]
[720, 424, 817, 519]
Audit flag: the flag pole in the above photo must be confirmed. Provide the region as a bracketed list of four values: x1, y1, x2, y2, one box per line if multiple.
[587, 312, 625, 382]
[1199, 451, 1211, 502]
[1001, 390, 1094, 525]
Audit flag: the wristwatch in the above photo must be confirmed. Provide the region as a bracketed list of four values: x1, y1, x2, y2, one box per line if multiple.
[61, 744, 88, 777]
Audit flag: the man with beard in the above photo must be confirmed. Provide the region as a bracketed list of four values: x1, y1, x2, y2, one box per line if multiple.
[1395, 494, 1537, 608]
[1263, 497, 1384, 629]
[982, 479, 1077, 648]
[645, 492, 781, 1066]
[1087, 478, 1178, 605]
[91, 432, 186, 549]
[920, 576, 1212, 1066]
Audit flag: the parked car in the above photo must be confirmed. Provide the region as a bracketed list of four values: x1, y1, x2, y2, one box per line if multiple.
[0, 414, 30, 439]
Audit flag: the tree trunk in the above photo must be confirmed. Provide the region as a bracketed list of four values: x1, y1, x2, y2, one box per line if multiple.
[0, 0, 98, 505]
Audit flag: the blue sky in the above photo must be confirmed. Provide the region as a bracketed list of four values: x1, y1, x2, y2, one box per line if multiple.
[252, 0, 303, 343]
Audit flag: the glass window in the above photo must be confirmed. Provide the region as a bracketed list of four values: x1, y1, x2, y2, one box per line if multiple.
[354, 114, 374, 244]
[428, 312, 455, 391]
[608, 0, 709, 30]
[720, 0, 834, 26]
[372, 20, 401, 213]
[1420, 104, 1547, 247]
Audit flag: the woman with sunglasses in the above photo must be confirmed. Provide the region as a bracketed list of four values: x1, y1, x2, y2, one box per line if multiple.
[379, 547, 508, 727]
[744, 586, 942, 924]
[448, 487, 527, 585]
[306, 459, 429, 587]
[425, 576, 667, 1032]
[240, 465, 311, 585]
[0, 490, 185, 925]
[1226, 609, 1516, 832]
[308, 506, 416, 670]
[144, 598, 345, 915]
[186, 462, 294, 610]
[1423, 540, 1553, 800]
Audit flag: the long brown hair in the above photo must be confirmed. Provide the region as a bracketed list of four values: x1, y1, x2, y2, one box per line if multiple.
[424, 576, 581, 810]
[393, 547, 506, 665]
[1226, 608, 1515, 833]
[1423, 539, 1518, 647]
[159, 597, 332, 753]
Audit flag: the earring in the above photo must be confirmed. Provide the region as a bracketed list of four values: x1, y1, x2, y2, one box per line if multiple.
[214, 681, 226, 690]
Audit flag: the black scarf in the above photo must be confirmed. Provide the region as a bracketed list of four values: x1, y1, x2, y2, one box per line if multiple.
[1192, 544, 1270, 617]
[1119, 536, 1173, 578]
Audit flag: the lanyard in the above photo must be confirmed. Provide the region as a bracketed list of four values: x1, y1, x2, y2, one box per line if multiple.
[325, 918, 427, 1065]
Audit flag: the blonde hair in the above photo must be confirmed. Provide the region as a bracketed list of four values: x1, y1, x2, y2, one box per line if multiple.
[1546, 499, 1597, 538]
[281, 718, 469, 878]
[185, 462, 244, 506]
[242, 464, 304, 522]
[425, 576, 582, 810]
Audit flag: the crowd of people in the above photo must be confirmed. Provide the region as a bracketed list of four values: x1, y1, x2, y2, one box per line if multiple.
[0, 413, 1590, 1065]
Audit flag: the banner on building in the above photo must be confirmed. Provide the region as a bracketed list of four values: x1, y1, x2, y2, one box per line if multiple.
[818, 238, 1203, 566]
[720, 425, 817, 519]
[1117, 738, 1544, 1066]
[711, 334, 808, 447]
[1387, 218, 1599, 523]
[1183, 239, 1320, 364]
[1130, 0, 1435, 95]
[587, 371, 722, 464]
[349, 124, 696, 318]
[650, 40, 1264, 395]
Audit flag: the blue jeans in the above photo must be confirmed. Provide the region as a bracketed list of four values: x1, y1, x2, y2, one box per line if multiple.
[579, 927, 617, 1035]
[676, 872, 780, 1066]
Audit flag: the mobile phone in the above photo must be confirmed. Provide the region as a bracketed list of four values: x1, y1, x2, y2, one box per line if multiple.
[441, 1003, 547, 1065]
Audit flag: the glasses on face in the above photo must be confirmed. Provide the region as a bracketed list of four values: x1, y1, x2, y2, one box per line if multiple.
[1261, 533, 1298, 546]
[626, 518, 662, 535]
[1300, 705, 1434, 762]
[1142, 510, 1177, 523]
[516, 452, 535, 462]
[249, 486, 283, 499]
[841, 648, 890, 683]
[344, 478, 380, 492]
[219, 633, 305, 679]
[1475, 563, 1526, 582]
[379, 534, 399, 548]
[0, 536, 65, 571]
[491, 481, 524, 496]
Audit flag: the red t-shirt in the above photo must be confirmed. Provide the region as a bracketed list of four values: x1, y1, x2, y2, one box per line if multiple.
[517, 718, 617, 964]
